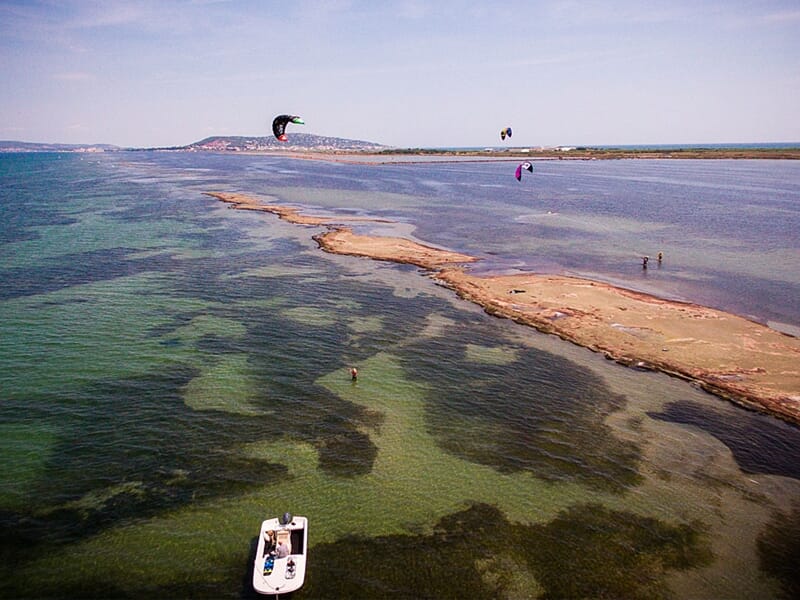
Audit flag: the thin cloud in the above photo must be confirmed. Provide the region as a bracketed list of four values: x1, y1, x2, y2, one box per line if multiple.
[395, 0, 431, 19]
[546, 0, 700, 26]
[64, 1, 146, 29]
[760, 9, 800, 23]
[53, 71, 94, 81]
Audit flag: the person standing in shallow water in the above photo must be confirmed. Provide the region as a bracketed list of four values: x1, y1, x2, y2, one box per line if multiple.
[350, 367, 358, 381]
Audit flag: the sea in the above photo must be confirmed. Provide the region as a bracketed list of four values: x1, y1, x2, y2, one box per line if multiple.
[1, 151, 799, 599]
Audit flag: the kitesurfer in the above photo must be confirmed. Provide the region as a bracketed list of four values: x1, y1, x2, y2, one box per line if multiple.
[272, 114, 304, 142]
[515, 161, 533, 181]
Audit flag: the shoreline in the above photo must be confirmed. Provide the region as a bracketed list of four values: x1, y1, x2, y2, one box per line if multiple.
[205, 192, 800, 427]
[204, 147, 800, 163]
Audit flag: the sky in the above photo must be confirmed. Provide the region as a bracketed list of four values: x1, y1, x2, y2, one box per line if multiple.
[1, 0, 799, 148]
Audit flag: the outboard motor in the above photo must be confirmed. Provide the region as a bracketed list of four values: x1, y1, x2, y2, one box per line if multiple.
[280, 512, 293, 525]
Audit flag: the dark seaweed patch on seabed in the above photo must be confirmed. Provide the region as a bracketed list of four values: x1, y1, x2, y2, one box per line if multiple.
[0, 212, 77, 245]
[0, 366, 289, 548]
[399, 324, 642, 492]
[0, 247, 180, 300]
[301, 502, 711, 600]
[651, 401, 800, 480]
[230, 272, 443, 478]
[758, 502, 800, 600]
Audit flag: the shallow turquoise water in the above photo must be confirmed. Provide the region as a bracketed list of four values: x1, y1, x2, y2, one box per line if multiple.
[1, 152, 799, 599]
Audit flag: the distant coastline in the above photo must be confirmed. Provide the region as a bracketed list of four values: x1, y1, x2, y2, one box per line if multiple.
[372, 145, 800, 161]
[2, 138, 799, 159]
[433, 142, 800, 151]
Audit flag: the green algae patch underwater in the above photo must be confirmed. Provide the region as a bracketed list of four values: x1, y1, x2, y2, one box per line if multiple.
[182, 353, 264, 416]
[303, 502, 712, 599]
[397, 328, 643, 492]
[0, 423, 60, 511]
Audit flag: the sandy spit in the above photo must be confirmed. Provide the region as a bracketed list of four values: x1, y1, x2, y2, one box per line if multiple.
[205, 191, 800, 426]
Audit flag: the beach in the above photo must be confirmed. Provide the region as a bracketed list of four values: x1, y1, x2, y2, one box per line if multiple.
[206, 191, 800, 426]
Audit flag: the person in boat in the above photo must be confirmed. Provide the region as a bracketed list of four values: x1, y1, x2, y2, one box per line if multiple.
[276, 540, 290, 559]
[265, 529, 276, 554]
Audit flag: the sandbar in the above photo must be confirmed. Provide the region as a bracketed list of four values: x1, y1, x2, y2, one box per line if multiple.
[206, 191, 800, 426]
[312, 227, 478, 269]
[204, 192, 392, 226]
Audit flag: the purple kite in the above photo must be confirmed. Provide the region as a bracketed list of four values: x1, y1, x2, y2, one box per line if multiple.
[515, 161, 533, 181]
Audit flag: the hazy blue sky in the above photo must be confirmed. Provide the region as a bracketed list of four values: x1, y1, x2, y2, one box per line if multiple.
[1, 0, 799, 148]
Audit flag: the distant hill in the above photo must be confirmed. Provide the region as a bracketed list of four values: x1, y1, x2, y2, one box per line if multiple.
[0, 133, 387, 153]
[0, 140, 120, 153]
[182, 134, 387, 152]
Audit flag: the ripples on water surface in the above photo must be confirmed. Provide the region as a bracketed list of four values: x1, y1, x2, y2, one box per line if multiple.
[0, 152, 799, 599]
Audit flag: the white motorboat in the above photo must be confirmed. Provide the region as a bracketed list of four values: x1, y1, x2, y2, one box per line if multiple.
[252, 512, 308, 596]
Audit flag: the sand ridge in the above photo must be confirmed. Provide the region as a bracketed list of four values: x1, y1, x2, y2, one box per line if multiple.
[204, 192, 393, 226]
[205, 191, 800, 426]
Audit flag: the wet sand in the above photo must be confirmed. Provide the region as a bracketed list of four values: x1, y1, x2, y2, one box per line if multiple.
[206, 191, 800, 426]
